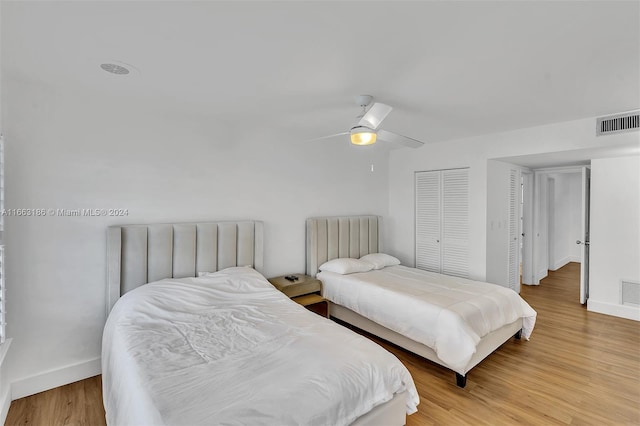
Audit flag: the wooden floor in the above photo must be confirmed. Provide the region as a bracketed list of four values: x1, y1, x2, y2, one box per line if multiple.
[6, 263, 639, 425]
[5, 375, 105, 426]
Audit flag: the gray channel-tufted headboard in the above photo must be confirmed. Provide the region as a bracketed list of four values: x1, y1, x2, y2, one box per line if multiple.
[107, 221, 264, 314]
[306, 215, 381, 277]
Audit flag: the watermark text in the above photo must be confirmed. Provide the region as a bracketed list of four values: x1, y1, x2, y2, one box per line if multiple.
[1, 208, 129, 217]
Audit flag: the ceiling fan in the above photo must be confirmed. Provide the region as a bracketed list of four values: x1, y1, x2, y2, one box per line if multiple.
[312, 95, 425, 148]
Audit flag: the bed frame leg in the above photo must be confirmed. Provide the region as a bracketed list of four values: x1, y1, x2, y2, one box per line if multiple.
[455, 373, 467, 388]
[514, 329, 522, 340]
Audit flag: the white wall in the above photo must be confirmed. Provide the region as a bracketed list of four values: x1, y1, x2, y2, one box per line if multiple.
[388, 116, 640, 288]
[2, 77, 391, 397]
[486, 160, 511, 286]
[532, 173, 551, 282]
[0, 2, 11, 421]
[588, 156, 640, 321]
[549, 172, 582, 270]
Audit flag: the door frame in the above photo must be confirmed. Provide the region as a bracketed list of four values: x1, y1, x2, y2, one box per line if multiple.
[521, 171, 534, 285]
[527, 166, 588, 299]
[579, 166, 591, 304]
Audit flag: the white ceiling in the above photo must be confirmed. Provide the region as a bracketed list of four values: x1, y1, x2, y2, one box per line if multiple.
[2, 1, 639, 146]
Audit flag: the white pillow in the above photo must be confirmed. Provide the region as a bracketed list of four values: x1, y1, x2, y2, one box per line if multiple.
[360, 253, 401, 270]
[319, 258, 374, 274]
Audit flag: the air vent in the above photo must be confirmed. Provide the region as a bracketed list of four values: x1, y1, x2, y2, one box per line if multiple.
[621, 280, 640, 307]
[596, 111, 640, 136]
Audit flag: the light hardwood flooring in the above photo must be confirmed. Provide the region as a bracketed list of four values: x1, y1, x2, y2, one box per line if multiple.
[5, 263, 639, 425]
[394, 262, 640, 425]
[5, 375, 105, 426]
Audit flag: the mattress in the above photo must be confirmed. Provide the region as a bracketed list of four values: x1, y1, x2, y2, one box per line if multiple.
[102, 266, 419, 426]
[318, 265, 537, 372]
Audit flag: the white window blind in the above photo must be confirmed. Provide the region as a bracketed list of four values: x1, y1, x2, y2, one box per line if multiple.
[415, 168, 469, 278]
[0, 135, 5, 344]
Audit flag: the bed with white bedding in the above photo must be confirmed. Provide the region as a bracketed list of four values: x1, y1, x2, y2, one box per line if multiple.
[306, 215, 537, 387]
[104, 221, 418, 425]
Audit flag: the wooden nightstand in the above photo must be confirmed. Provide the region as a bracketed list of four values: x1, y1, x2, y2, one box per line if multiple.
[268, 274, 329, 318]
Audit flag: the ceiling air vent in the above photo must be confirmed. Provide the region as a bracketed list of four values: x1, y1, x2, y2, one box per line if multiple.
[596, 110, 640, 136]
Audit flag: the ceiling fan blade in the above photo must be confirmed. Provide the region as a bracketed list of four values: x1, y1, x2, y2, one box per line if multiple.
[377, 129, 425, 148]
[305, 132, 349, 142]
[358, 103, 392, 130]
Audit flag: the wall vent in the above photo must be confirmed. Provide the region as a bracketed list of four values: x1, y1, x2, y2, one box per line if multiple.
[621, 280, 640, 307]
[596, 111, 640, 136]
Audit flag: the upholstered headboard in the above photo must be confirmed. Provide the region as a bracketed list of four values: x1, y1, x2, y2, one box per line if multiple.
[107, 221, 264, 313]
[306, 215, 381, 277]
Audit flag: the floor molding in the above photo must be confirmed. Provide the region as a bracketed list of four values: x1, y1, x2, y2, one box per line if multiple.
[550, 256, 579, 271]
[11, 357, 101, 400]
[588, 299, 640, 321]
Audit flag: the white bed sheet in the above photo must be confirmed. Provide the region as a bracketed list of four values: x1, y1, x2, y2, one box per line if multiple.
[318, 265, 537, 372]
[102, 267, 418, 426]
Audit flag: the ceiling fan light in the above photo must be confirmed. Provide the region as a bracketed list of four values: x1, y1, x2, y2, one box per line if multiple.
[350, 128, 377, 145]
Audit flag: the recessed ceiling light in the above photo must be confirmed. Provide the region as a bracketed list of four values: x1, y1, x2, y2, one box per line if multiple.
[100, 63, 130, 75]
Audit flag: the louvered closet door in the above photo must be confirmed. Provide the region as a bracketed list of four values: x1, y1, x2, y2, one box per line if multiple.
[415, 171, 441, 271]
[507, 169, 519, 291]
[441, 169, 469, 277]
[415, 168, 469, 278]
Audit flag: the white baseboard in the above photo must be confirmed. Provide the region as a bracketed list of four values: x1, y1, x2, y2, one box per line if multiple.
[11, 357, 101, 400]
[550, 257, 569, 271]
[587, 300, 640, 321]
[535, 268, 548, 283]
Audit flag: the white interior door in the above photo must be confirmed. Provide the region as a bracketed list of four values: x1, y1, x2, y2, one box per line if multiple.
[441, 169, 469, 278]
[415, 168, 469, 278]
[508, 169, 520, 292]
[521, 172, 534, 285]
[579, 166, 591, 304]
[532, 173, 550, 283]
[415, 171, 441, 271]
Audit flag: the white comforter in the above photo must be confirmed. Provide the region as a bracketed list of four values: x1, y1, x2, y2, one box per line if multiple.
[102, 267, 418, 426]
[318, 265, 537, 373]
